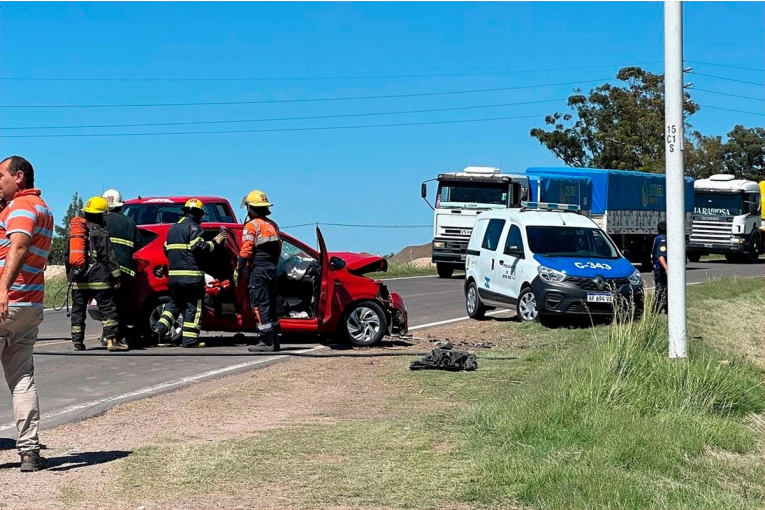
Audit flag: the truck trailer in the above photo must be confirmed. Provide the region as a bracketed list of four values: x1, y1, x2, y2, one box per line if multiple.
[523, 167, 694, 271]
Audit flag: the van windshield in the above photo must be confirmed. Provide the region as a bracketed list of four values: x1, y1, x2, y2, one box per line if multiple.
[526, 226, 619, 259]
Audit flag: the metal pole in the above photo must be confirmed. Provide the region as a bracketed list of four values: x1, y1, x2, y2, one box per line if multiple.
[664, 0, 687, 359]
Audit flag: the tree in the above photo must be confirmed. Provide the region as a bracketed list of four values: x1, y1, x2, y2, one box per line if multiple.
[722, 125, 765, 182]
[684, 131, 726, 180]
[530, 67, 699, 173]
[48, 193, 83, 265]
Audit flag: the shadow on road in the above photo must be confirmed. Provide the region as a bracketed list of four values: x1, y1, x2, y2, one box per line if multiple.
[0, 450, 132, 471]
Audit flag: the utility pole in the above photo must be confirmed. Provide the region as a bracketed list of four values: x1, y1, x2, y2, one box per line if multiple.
[664, 0, 688, 359]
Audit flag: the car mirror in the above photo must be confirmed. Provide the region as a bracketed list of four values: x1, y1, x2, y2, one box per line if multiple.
[330, 256, 346, 271]
[621, 249, 631, 259]
[505, 248, 524, 258]
[421, 183, 427, 199]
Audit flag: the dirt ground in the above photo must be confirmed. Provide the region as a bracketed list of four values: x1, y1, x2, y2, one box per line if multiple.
[0, 319, 510, 510]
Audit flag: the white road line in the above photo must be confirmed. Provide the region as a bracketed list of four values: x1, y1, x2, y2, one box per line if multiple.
[409, 310, 507, 331]
[0, 346, 326, 432]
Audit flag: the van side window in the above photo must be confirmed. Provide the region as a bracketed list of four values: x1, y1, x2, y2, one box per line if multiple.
[481, 219, 506, 251]
[503, 224, 524, 255]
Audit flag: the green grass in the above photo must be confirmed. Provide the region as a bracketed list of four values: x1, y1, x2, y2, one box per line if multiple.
[44, 276, 69, 309]
[369, 261, 438, 279]
[113, 277, 764, 509]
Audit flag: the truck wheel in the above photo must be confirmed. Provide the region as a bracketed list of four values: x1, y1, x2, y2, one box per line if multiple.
[746, 232, 760, 263]
[465, 281, 486, 320]
[687, 252, 701, 263]
[516, 286, 539, 322]
[436, 264, 454, 279]
[342, 301, 388, 347]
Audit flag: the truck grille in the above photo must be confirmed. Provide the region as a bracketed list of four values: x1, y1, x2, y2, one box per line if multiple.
[690, 219, 733, 243]
[566, 276, 630, 291]
[439, 227, 472, 238]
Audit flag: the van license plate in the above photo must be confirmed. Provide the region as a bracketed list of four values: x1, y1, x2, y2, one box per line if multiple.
[587, 293, 613, 303]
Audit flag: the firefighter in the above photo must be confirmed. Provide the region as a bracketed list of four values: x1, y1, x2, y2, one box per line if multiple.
[234, 190, 282, 352]
[651, 221, 668, 314]
[102, 189, 141, 346]
[152, 198, 227, 348]
[66, 196, 126, 352]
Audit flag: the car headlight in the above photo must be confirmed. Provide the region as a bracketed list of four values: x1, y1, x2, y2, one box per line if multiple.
[538, 265, 566, 282]
[628, 269, 642, 286]
[433, 241, 445, 248]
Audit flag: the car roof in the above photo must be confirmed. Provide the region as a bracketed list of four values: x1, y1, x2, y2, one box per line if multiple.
[124, 196, 231, 205]
[478, 208, 597, 228]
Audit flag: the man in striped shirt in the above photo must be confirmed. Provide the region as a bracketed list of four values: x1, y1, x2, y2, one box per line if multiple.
[0, 156, 54, 472]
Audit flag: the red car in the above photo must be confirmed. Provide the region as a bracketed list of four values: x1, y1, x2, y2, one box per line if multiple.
[88, 196, 408, 347]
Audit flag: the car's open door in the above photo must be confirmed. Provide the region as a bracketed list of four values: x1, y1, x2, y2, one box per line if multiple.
[316, 226, 336, 326]
[220, 226, 251, 315]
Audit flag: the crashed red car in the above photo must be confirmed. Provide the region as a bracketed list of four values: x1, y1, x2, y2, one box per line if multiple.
[89, 196, 408, 347]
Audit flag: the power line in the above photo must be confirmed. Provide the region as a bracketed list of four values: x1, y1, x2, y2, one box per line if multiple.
[698, 104, 765, 116]
[0, 113, 546, 138]
[0, 61, 662, 82]
[0, 77, 612, 109]
[0, 98, 568, 131]
[685, 60, 765, 73]
[690, 72, 764, 87]
[691, 88, 764, 102]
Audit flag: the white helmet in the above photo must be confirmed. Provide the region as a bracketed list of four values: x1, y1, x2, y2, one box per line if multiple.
[102, 189, 124, 210]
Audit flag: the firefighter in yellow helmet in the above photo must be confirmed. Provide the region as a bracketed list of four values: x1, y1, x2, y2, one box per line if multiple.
[235, 190, 282, 352]
[65, 197, 126, 351]
[152, 198, 227, 348]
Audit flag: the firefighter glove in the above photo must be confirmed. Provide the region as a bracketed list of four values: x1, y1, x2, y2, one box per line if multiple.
[233, 269, 239, 282]
[214, 232, 228, 244]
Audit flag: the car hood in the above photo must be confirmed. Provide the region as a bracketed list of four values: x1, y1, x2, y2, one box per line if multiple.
[532, 254, 636, 278]
[329, 252, 388, 275]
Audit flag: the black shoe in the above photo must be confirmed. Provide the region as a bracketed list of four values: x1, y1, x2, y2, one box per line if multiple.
[20, 451, 50, 472]
[72, 342, 85, 351]
[248, 343, 275, 353]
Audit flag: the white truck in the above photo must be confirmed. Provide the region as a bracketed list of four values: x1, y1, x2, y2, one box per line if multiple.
[687, 174, 764, 263]
[420, 166, 528, 278]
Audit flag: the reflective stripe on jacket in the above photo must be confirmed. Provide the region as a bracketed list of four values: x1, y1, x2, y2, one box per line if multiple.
[65, 220, 122, 288]
[237, 216, 282, 272]
[164, 214, 216, 286]
[104, 211, 142, 277]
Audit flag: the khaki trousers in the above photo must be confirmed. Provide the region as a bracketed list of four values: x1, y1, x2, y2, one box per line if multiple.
[0, 306, 44, 453]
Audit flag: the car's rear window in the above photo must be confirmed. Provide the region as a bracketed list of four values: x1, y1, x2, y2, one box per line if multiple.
[123, 202, 236, 225]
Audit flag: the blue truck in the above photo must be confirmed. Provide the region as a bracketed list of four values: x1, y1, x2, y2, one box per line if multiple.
[523, 167, 694, 271]
[526, 172, 593, 213]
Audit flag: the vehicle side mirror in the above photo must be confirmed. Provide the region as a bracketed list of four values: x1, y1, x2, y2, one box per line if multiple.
[505, 246, 524, 258]
[330, 256, 346, 271]
[622, 249, 631, 260]
[421, 183, 427, 199]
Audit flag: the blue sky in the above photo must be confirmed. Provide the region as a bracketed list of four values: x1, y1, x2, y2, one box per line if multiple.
[1, 2, 763, 255]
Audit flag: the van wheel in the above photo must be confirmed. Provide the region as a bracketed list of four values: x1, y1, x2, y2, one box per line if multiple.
[516, 286, 539, 322]
[149, 302, 183, 345]
[465, 281, 486, 320]
[687, 252, 701, 263]
[436, 264, 454, 279]
[343, 301, 388, 347]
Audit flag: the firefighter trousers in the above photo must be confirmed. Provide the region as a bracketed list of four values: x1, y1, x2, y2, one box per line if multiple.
[249, 262, 278, 335]
[113, 275, 134, 341]
[156, 285, 205, 347]
[71, 288, 118, 343]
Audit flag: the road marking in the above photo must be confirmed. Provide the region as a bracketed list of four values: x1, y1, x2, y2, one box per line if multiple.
[409, 310, 508, 331]
[0, 346, 326, 432]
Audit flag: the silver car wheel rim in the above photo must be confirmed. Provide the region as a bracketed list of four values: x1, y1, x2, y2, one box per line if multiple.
[467, 286, 477, 314]
[519, 292, 537, 321]
[152, 305, 183, 340]
[347, 307, 381, 343]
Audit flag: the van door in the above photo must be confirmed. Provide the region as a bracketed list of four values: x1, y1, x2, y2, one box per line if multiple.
[316, 227, 336, 325]
[477, 218, 506, 303]
[495, 223, 525, 303]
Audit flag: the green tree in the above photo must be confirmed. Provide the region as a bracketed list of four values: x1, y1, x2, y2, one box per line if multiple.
[684, 131, 726, 179]
[722, 125, 765, 182]
[530, 67, 699, 173]
[47, 193, 83, 265]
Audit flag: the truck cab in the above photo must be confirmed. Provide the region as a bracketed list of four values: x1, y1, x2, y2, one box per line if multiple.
[688, 174, 763, 263]
[421, 166, 527, 278]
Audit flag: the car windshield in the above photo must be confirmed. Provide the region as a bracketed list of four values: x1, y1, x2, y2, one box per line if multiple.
[526, 226, 619, 259]
[123, 202, 236, 225]
[436, 182, 508, 208]
[694, 193, 744, 216]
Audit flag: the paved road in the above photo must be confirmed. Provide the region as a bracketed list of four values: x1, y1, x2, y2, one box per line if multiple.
[1, 259, 761, 439]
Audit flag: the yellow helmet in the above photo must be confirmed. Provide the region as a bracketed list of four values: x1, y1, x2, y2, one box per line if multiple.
[241, 190, 272, 208]
[82, 196, 109, 215]
[182, 198, 205, 214]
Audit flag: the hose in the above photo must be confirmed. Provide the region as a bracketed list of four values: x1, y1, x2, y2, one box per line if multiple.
[51, 280, 74, 316]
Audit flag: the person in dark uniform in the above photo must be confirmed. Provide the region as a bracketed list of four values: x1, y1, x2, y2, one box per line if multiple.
[152, 198, 227, 348]
[651, 221, 668, 314]
[234, 190, 282, 352]
[102, 189, 142, 347]
[66, 196, 126, 351]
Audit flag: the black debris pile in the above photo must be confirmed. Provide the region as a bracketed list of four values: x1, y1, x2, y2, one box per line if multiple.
[409, 341, 478, 372]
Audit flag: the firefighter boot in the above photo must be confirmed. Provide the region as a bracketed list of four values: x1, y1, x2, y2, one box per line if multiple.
[248, 329, 275, 352]
[106, 338, 129, 352]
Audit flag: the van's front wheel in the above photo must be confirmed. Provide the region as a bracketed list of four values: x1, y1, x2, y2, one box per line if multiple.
[516, 287, 539, 322]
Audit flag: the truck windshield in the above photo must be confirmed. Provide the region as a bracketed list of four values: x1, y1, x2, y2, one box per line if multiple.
[436, 182, 508, 208]
[526, 226, 619, 259]
[123, 202, 236, 225]
[693, 193, 743, 216]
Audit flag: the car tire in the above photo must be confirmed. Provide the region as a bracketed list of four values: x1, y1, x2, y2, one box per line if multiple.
[686, 252, 701, 263]
[149, 301, 183, 345]
[436, 264, 454, 279]
[342, 301, 388, 347]
[465, 281, 487, 320]
[516, 286, 539, 322]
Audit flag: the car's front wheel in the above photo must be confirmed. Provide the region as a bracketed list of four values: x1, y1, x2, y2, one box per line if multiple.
[342, 301, 388, 347]
[516, 286, 539, 322]
[149, 301, 183, 345]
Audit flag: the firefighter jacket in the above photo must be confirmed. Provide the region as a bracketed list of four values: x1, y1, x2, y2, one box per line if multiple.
[65, 220, 122, 291]
[237, 216, 282, 272]
[104, 211, 142, 278]
[164, 214, 217, 287]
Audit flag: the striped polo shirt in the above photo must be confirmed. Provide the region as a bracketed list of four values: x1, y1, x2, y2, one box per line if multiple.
[0, 189, 54, 306]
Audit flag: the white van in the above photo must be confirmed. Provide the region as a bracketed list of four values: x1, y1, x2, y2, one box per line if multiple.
[464, 202, 644, 322]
